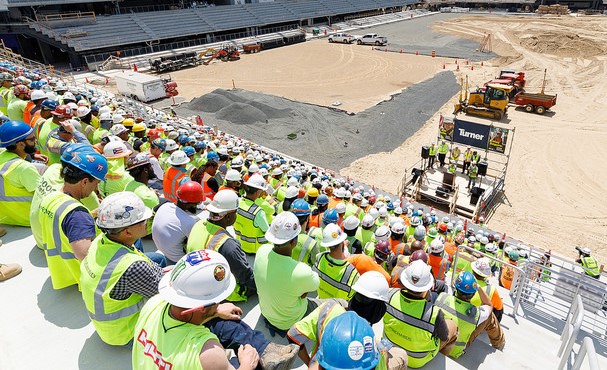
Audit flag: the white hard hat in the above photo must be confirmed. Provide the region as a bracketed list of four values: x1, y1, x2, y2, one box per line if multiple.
[582, 247, 591, 255]
[394, 207, 403, 215]
[30, 89, 46, 101]
[244, 174, 267, 191]
[287, 177, 299, 187]
[96, 191, 153, 229]
[168, 150, 190, 166]
[99, 106, 111, 116]
[321, 223, 348, 248]
[76, 106, 91, 118]
[103, 141, 132, 159]
[374, 226, 391, 241]
[480, 236, 489, 245]
[352, 271, 390, 302]
[62, 91, 76, 101]
[471, 258, 492, 278]
[391, 222, 405, 235]
[400, 260, 434, 293]
[336, 202, 346, 214]
[272, 168, 283, 176]
[165, 139, 179, 151]
[159, 250, 236, 309]
[231, 157, 243, 168]
[109, 124, 128, 136]
[343, 215, 360, 231]
[485, 243, 497, 253]
[206, 190, 239, 214]
[429, 238, 445, 254]
[217, 147, 228, 156]
[225, 169, 242, 182]
[259, 168, 268, 176]
[360, 199, 369, 208]
[286, 186, 299, 199]
[335, 187, 346, 198]
[248, 164, 259, 173]
[265, 212, 301, 245]
[369, 208, 379, 220]
[168, 131, 179, 140]
[361, 214, 374, 228]
[112, 114, 124, 124]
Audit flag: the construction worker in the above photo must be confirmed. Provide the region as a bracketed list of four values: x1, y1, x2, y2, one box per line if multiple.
[99, 141, 134, 197]
[437, 140, 449, 167]
[343, 215, 363, 255]
[254, 211, 321, 334]
[75, 105, 97, 143]
[0, 72, 15, 115]
[356, 215, 377, 247]
[428, 238, 450, 281]
[471, 150, 481, 164]
[191, 159, 219, 200]
[34, 147, 107, 290]
[348, 239, 393, 282]
[309, 193, 329, 228]
[0, 120, 41, 226]
[186, 189, 256, 302]
[308, 208, 338, 248]
[499, 249, 519, 290]
[467, 162, 478, 189]
[132, 249, 299, 370]
[383, 260, 458, 368]
[447, 160, 457, 174]
[146, 138, 166, 180]
[290, 198, 321, 266]
[462, 147, 472, 174]
[234, 173, 270, 254]
[22, 89, 46, 125]
[389, 222, 407, 256]
[427, 143, 437, 169]
[313, 223, 360, 300]
[80, 192, 160, 346]
[152, 181, 203, 265]
[576, 247, 600, 279]
[38, 104, 73, 163]
[450, 146, 461, 165]
[31, 99, 58, 139]
[159, 138, 179, 171]
[219, 168, 242, 193]
[364, 225, 391, 257]
[163, 149, 191, 202]
[434, 271, 505, 358]
[6, 84, 29, 121]
[404, 216, 421, 241]
[129, 122, 147, 151]
[125, 153, 160, 210]
[470, 258, 504, 322]
[289, 272, 407, 369]
[45, 119, 90, 164]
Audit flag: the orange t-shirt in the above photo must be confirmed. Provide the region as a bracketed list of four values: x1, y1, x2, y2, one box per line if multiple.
[347, 254, 391, 284]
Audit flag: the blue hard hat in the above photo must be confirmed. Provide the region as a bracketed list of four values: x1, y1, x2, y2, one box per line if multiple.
[60, 142, 95, 157]
[194, 140, 206, 151]
[178, 134, 189, 145]
[316, 311, 380, 370]
[183, 146, 195, 156]
[0, 120, 34, 148]
[316, 194, 329, 205]
[61, 149, 108, 181]
[322, 208, 339, 225]
[90, 104, 100, 112]
[41, 99, 59, 111]
[386, 202, 394, 210]
[151, 138, 166, 151]
[455, 271, 478, 295]
[206, 151, 219, 161]
[290, 198, 311, 217]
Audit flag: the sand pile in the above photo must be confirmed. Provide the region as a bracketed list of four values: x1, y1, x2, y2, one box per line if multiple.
[519, 32, 606, 58]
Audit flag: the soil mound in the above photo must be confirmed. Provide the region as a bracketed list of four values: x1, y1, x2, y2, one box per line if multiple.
[519, 32, 605, 58]
[215, 102, 268, 124]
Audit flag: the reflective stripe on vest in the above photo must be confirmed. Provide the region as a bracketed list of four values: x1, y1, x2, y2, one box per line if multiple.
[43, 199, 77, 260]
[296, 234, 316, 263]
[385, 301, 435, 334]
[235, 202, 268, 245]
[0, 158, 34, 202]
[435, 294, 478, 326]
[201, 172, 215, 200]
[89, 247, 144, 321]
[313, 253, 357, 296]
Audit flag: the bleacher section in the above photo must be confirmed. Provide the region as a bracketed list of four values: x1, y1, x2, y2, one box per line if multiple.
[24, 0, 414, 52]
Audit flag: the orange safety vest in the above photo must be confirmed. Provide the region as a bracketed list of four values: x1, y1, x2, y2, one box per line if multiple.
[22, 101, 36, 125]
[390, 240, 407, 256]
[390, 255, 410, 288]
[163, 166, 188, 203]
[500, 261, 517, 290]
[428, 254, 448, 280]
[309, 213, 321, 228]
[201, 172, 215, 201]
[218, 185, 236, 193]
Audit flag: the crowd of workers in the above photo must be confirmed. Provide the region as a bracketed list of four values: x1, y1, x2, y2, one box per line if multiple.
[0, 62, 602, 370]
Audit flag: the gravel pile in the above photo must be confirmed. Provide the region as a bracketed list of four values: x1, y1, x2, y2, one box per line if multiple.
[178, 70, 459, 171]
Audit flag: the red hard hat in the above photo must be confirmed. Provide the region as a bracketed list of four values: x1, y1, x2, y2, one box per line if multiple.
[375, 240, 391, 257]
[410, 250, 428, 264]
[148, 128, 160, 140]
[51, 104, 73, 118]
[438, 223, 448, 233]
[176, 181, 204, 203]
[13, 84, 29, 96]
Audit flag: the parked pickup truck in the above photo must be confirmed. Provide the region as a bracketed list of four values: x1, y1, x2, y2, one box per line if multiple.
[327, 33, 355, 44]
[356, 34, 388, 46]
[513, 91, 557, 115]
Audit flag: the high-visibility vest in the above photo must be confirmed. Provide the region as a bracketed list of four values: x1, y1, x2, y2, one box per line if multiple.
[464, 151, 473, 162]
[434, 292, 480, 358]
[6, 98, 27, 121]
[438, 143, 449, 155]
[453, 250, 476, 275]
[287, 299, 346, 360]
[234, 197, 267, 254]
[38, 192, 87, 290]
[499, 261, 517, 290]
[22, 101, 36, 124]
[391, 241, 408, 256]
[201, 172, 215, 200]
[390, 255, 410, 288]
[292, 232, 319, 266]
[355, 227, 375, 247]
[132, 295, 218, 370]
[451, 148, 461, 161]
[100, 159, 135, 198]
[256, 197, 275, 224]
[38, 118, 57, 158]
[187, 220, 247, 302]
[163, 166, 188, 203]
[0, 152, 37, 226]
[468, 166, 478, 179]
[428, 253, 449, 280]
[470, 281, 503, 310]
[80, 234, 150, 346]
[581, 256, 600, 277]
[428, 145, 437, 156]
[472, 154, 480, 163]
[313, 252, 359, 300]
[0, 87, 11, 114]
[81, 122, 97, 144]
[344, 202, 364, 221]
[383, 290, 441, 368]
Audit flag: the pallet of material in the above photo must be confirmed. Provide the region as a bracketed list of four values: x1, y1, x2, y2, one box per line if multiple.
[536, 4, 569, 15]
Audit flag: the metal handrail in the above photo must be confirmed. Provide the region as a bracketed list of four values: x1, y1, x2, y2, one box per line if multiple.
[557, 294, 585, 369]
[572, 337, 600, 370]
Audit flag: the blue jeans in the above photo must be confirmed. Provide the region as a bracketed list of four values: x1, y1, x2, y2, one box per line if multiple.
[134, 238, 167, 267]
[206, 318, 269, 368]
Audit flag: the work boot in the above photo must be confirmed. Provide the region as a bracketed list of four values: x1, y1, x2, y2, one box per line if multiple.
[259, 343, 299, 370]
[0, 263, 22, 282]
[0, 226, 6, 237]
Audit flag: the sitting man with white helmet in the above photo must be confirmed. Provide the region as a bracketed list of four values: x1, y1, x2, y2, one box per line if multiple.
[133, 250, 299, 370]
[254, 212, 320, 336]
[187, 189, 256, 302]
[99, 140, 134, 197]
[234, 173, 270, 254]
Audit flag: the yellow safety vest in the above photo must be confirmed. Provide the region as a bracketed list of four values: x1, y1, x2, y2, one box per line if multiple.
[383, 290, 441, 368]
[292, 232, 319, 266]
[581, 256, 600, 277]
[38, 192, 87, 289]
[80, 234, 150, 346]
[133, 295, 218, 370]
[0, 87, 11, 114]
[313, 252, 359, 300]
[234, 197, 267, 254]
[37, 118, 58, 161]
[434, 293, 480, 358]
[0, 152, 36, 226]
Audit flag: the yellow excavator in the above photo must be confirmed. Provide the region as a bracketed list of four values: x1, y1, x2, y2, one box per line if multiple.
[454, 76, 513, 120]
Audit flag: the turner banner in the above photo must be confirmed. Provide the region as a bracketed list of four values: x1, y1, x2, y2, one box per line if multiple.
[452, 119, 490, 150]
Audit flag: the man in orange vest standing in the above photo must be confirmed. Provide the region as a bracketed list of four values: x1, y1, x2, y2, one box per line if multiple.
[163, 150, 191, 203]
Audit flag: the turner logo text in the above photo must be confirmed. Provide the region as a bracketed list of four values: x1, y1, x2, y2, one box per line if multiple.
[458, 129, 485, 140]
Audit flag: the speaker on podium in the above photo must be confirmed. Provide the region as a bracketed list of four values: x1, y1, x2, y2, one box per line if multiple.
[421, 146, 430, 159]
[477, 161, 488, 176]
[470, 186, 485, 205]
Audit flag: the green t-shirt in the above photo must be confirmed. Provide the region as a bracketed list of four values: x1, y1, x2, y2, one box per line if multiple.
[125, 180, 159, 210]
[253, 244, 320, 330]
[6, 99, 28, 121]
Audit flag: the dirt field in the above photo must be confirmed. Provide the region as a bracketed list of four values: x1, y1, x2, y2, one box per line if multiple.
[171, 14, 607, 262]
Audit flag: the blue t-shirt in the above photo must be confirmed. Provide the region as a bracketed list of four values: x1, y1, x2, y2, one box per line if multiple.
[62, 208, 96, 243]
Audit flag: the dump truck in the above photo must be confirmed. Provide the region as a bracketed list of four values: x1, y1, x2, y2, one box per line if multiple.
[114, 72, 175, 102]
[454, 76, 513, 120]
[512, 70, 556, 114]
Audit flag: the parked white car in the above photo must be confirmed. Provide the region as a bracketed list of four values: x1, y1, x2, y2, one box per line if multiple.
[327, 33, 355, 44]
[356, 34, 388, 46]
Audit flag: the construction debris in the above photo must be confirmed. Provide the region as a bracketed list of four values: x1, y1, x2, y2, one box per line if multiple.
[536, 4, 569, 15]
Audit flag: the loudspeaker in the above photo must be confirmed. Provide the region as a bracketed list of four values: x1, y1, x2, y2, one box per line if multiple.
[436, 186, 449, 198]
[421, 146, 430, 159]
[470, 186, 485, 205]
[477, 161, 488, 176]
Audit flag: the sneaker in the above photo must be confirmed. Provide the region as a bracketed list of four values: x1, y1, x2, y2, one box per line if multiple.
[260, 343, 299, 370]
[0, 263, 22, 282]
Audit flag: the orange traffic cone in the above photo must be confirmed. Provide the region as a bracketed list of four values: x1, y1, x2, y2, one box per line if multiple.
[481, 61, 484, 66]
[85, 77, 89, 83]
[456, 64, 460, 71]
[471, 66, 474, 71]
[133, 64, 138, 72]
[443, 64, 445, 69]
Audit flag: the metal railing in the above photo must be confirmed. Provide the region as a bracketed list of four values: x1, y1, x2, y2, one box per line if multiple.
[35, 11, 96, 25]
[572, 337, 601, 370]
[558, 295, 585, 369]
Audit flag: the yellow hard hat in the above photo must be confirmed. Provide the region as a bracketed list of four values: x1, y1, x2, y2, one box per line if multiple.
[132, 123, 146, 133]
[307, 188, 319, 197]
[122, 118, 135, 127]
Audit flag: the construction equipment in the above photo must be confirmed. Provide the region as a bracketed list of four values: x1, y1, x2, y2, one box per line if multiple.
[203, 45, 240, 65]
[149, 52, 199, 73]
[242, 43, 262, 54]
[454, 76, 512, 120]
[513, 70, 556, 114]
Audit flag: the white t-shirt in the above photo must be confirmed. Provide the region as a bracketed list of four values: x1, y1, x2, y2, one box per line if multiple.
[152, 202, 198, 263]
